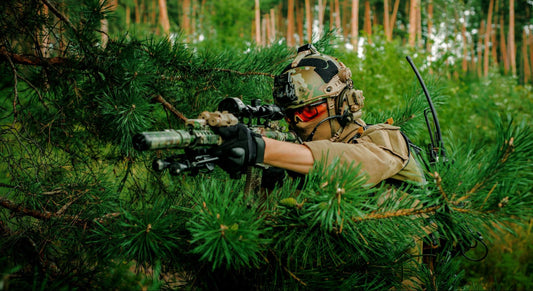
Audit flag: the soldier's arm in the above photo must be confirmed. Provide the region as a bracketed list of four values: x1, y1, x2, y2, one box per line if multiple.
[263, 137, 314, 174]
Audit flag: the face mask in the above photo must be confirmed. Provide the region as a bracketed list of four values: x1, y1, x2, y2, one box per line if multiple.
[290, 113, 340, 142]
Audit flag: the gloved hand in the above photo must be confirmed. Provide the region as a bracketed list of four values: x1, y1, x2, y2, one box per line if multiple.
[211, 123, 265, 178]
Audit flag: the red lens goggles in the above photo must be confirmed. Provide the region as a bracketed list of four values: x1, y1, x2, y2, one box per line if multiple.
[286, 101, 328, 123]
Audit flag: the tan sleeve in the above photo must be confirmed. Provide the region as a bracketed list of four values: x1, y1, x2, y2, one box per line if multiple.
[303, 126, 410, 186]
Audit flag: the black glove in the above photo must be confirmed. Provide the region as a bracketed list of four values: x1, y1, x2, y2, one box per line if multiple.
[211, 123, 265, 178]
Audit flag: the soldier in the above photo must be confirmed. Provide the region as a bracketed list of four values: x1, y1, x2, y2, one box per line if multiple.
[213, 44, 425, 187]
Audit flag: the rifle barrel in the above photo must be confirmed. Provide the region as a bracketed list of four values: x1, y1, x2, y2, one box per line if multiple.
[133, 127, 300, 151]
[133, 129, 220, 151]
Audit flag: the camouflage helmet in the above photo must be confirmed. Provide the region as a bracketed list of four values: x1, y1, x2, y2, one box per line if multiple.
[273, 44, 353, 110]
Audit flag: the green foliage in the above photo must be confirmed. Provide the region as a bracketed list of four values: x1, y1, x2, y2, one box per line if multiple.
[461, 221, 533, 291]
[90, 199, 188, 267]
[1, 1, 533, 289]
[186, 178, 270, 270]
[194, 0, 255, 50]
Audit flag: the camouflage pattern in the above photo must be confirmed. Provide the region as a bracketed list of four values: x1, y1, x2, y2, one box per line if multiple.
[133, 129, 221, 151]
[274, 52, 351, 110]
[252, 127, 299, 143]
[133, 109, 300, 151]
[199, 111, 239, 127]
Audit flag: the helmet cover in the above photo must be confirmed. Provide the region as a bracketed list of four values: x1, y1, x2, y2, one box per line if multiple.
[273, 48, 351, 111]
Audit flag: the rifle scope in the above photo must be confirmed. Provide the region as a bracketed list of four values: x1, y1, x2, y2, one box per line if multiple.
[218, 97, 285, 122]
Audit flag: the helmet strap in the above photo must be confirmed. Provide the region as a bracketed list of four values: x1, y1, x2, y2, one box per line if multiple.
[326, 97, 339, 137]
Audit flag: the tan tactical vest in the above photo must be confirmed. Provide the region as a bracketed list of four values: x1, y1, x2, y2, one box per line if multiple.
[303, 121, 425, 187]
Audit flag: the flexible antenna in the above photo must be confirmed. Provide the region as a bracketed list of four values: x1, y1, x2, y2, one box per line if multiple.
[406, 56, 446, 162]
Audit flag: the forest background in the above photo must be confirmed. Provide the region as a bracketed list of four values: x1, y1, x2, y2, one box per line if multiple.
[1, 0, 532, 290]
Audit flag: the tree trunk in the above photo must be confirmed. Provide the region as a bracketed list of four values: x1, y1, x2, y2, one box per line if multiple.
[297, 1, 304, 45]
[530, 28, 533, 79]
[384, 0, 391, 41]
[408, 0, 419, 47]
[335, 0, 341, 32]
[342, 0, 350, 38]
[182, 0, 191, 39]
[287, 0, 295, 47]
[153, 0, 158, 26]
[390, 0, 399, 37]
[522, 29, 531, 83]
[509, 0, 516, 75]
[500, 17, 509, 74]
[305, 0, 312, 43]
[40, 5, 50, 57]
[134, 0, 140, 24]
[125, 4, 131, 28]
[477, 20, 485, 77]
[271, 8, 276, 42]
[262, 14, 267, 46]
[351, 0, 359, 49]
[191, 0, 197, 37]
[483, 0, 494, 77]
[416, 0, 422, 48]
[329, 0, 334, 31]
[491, 0, 499, 66]
[427, 1, 433, 53]
[255, 0, 261, 45]
[461, 19, 468, 72]
[100, 0, 109, 47]
[470, 42, 476, 72]
[158, 0, 170, 35]
[318, 0, 325, 39]
[364, 0, 371, 42]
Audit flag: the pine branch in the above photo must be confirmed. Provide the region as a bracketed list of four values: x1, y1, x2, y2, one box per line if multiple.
[152, 95, 188, 122]
[0, 47, 69, 66]
[0, 195, 122, 227]
[0, 195, 82, 223]
[211, 68, 274, 78]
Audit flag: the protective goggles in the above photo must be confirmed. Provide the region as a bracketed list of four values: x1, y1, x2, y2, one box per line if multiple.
[285, 100, 328, 123]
